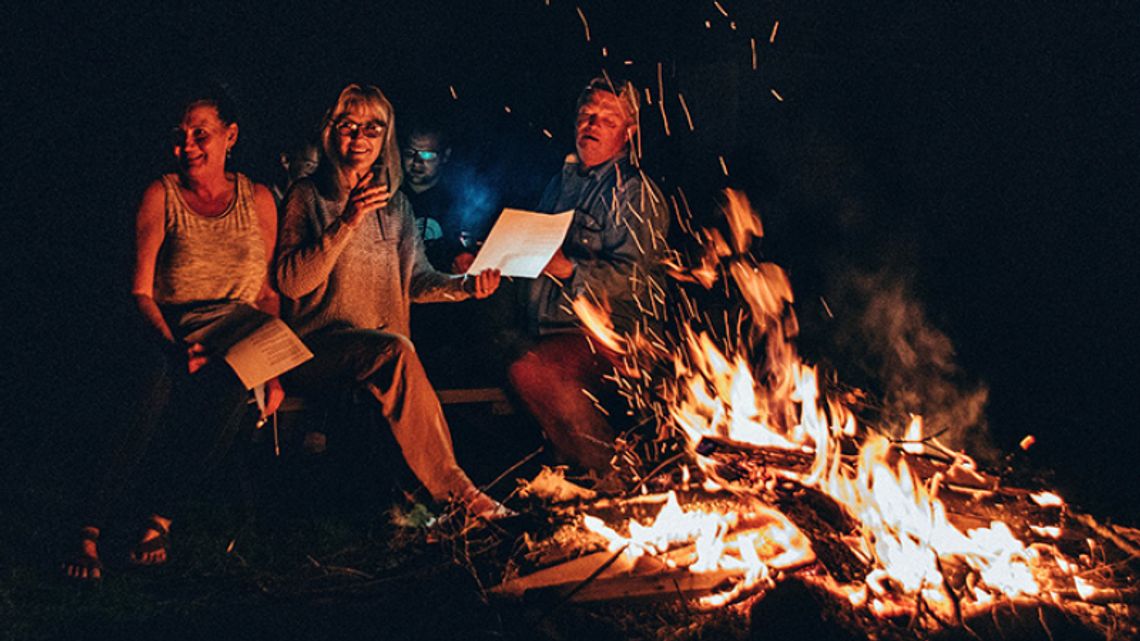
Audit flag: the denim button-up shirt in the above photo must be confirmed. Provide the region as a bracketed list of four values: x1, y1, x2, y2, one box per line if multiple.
[525, 154, 669, 336]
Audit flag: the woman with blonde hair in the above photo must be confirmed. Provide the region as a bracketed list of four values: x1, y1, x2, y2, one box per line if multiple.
[276, 84, 507, 518]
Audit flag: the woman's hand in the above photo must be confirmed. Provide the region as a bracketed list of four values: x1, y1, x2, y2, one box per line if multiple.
[469, 268, 501, 299]
[263, 377, 285, 417]
[341, 171, 391, 228]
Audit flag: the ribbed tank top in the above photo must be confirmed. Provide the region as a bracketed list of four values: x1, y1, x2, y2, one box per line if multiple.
[153, 173, 266, 307]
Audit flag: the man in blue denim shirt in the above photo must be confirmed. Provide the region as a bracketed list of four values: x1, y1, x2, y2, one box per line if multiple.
[509, 77, 669, 473]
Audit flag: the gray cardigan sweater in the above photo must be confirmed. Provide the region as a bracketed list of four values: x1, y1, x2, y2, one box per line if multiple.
[276, 177, 469, 339]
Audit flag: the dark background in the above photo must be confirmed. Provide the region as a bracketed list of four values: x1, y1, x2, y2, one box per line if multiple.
[4, 1, 1138, 520]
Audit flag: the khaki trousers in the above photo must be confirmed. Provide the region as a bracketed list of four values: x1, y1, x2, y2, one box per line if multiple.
[286, 328, 475, 501]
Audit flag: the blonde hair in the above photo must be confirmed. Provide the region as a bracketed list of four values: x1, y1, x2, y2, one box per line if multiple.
[319, 83, 403, 193]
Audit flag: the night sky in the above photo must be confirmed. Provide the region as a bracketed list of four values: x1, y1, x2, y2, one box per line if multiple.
[5, 2, 1138, 520]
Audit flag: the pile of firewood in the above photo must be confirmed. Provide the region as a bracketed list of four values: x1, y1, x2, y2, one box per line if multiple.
[486, 438, 1139, 640]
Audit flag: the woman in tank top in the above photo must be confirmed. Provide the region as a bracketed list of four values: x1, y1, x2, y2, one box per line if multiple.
[63, 87, 283, 580]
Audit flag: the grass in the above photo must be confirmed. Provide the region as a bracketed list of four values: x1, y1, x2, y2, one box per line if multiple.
[2, 403, 751, 641]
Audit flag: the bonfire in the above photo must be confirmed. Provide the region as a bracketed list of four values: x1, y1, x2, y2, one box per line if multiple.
[462, 190, 1136, 640]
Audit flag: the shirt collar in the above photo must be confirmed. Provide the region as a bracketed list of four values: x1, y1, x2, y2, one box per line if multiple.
[567, 153, 624, 180]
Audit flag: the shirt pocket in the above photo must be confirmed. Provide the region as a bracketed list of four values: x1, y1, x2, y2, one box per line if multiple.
[570, 208, 606, 254]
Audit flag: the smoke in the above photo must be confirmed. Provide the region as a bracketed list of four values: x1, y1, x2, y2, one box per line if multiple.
[447, 163, 499, 238]
[827, 270, 995, 461]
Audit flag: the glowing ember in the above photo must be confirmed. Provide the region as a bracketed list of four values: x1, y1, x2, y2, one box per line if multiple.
[1074, 575, 1096, 600]
[1030, 491, 1065, 508]
[901, 415, 925, 454]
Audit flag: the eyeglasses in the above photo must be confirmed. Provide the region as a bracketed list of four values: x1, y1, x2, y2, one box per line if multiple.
[335, 119, 385, 138]
[401, 148, 440, 162]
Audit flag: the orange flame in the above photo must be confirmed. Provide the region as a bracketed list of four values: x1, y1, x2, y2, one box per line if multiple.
[571, 295, 626, 354]
[582, 491, 815, 606]
[569, 189, 1103, 619]
[720, 189, 763, 254]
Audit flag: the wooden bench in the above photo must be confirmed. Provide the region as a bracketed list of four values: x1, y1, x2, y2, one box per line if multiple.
[278, 387, 514, 415]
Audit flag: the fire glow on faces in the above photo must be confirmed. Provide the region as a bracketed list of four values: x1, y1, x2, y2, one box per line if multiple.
[332, 110, 387, 170]
[171, 104, 236, 175]
[575, 91, 634, 168]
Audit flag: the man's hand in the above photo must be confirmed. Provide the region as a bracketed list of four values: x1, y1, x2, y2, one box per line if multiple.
[341, 171, 391, 228]
[186, 342, 209, 374]
[451, 251, 475, 274]
[543, 248, 575, 280]
[469, 268, 501, 299]
[262, 377, 285, 418]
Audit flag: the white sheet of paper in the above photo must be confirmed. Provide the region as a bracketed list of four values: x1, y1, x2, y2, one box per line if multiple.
[466, 208, 575, 278]
[223, 318, 313, 390]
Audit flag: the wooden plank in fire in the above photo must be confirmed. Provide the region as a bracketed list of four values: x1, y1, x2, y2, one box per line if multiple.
[494, 548, 746, 603]
[492, 528, 816, 604]
[564, 567, 749, 603]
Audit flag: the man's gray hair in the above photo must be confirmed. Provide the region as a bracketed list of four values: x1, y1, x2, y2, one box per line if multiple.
[576, 75, 640, 127]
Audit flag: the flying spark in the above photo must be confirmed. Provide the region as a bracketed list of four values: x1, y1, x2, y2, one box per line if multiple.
[576, 6, 591, 42]
[678, 93, 695, 130]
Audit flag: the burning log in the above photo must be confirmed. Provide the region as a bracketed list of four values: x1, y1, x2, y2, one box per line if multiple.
[694, 434, 816, 481]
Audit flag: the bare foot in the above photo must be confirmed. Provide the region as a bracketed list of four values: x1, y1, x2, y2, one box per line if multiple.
[62, 526, 102, 581]
[129, 515, 172, 566]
